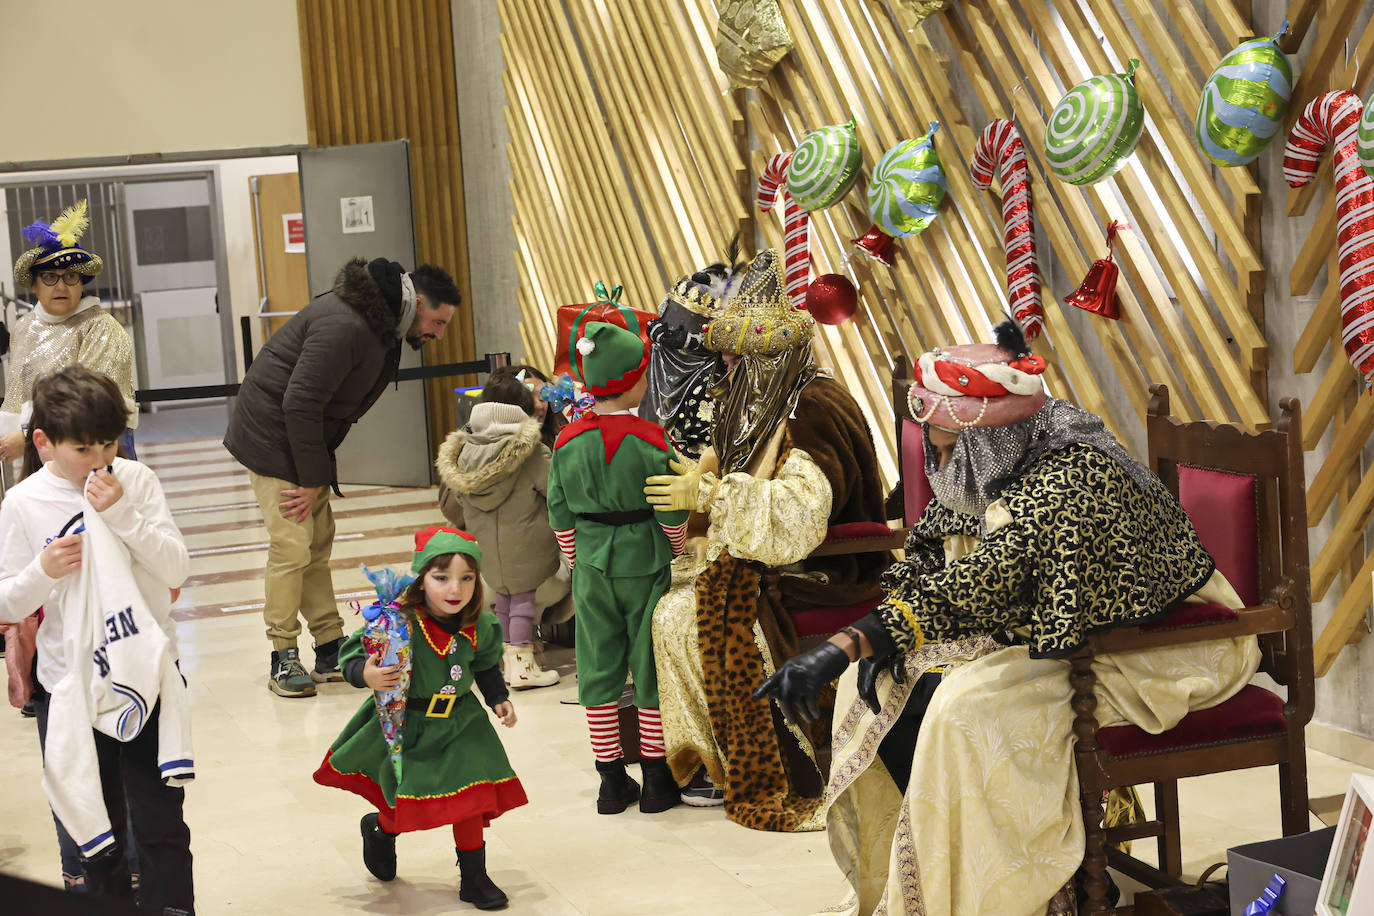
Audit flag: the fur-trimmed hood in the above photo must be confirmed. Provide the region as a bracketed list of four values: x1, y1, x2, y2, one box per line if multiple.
[436, 416, 545, 509]
[333, 258, 400, 341]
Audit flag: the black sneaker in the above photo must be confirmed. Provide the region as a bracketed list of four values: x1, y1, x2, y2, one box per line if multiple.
[680, 767, 725, 807]
[312, 637, 346, 683]
[360, 813, 396, 881]
[595, 758, 641, 814]
[269, 648, 317, 697]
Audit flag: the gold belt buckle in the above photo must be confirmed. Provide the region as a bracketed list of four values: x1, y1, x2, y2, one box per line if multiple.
[425, 693, 456, 718]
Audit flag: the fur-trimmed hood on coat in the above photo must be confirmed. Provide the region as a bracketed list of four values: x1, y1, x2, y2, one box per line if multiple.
[332, 258, 400, 341]
[436, 416, 546, 511]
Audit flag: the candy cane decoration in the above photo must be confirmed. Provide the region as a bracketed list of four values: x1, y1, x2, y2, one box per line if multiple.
[757, 152, 809, 308]
[971, 120, 1045, 340]
[1284, 91, 1374, 386]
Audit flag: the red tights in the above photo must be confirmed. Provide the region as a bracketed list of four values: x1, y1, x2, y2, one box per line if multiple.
[376, 811, 484, 851]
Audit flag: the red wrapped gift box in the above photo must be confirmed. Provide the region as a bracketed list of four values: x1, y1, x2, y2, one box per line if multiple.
[554, 282, 657, 382]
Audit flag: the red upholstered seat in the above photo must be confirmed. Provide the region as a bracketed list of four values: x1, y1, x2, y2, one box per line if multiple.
[1178, 464, 1260, 607]
[792, 600, 882, 638]
[900, 419, 933, 522]
[1097, 684, 1287, 757]
[826, 521, 896, 541]
[1141, 601, 1239, 632]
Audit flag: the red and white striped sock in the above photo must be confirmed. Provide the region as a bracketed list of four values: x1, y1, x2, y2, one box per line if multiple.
[637, 706, 665, 759]
[586, 704, 622, 762]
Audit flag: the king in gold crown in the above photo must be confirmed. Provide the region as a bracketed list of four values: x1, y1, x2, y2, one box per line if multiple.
[704, 249, 813, 356]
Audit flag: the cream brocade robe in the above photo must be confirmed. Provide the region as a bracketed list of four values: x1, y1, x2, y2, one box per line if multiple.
[652, 421, 833, 794]
[819, 513, 1260, 916]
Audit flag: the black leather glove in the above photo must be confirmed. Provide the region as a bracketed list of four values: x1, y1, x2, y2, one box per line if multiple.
[857, 650, 907, 715]
[752, 642, 851, 724]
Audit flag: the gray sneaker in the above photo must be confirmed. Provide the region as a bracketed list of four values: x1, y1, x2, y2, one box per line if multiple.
[680, 767, 725, 807]
[270, 648, 317, 697]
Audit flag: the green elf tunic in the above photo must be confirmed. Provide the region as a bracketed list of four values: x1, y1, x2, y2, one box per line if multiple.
[547, 412, 689, 708]
[313, 609, 527, 832]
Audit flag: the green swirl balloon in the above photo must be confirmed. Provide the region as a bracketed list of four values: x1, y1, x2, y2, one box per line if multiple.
[1045, 59, 1145, 186]
[1360, 89, 1374, 177]
[1195, 26, 1292, 167]
[787, 117, 862, 211]
[867, 122, 946, 238]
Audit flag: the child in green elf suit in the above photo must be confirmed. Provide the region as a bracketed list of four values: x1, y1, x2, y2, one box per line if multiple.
[313, 526, 526, 910]
[547, 321, 690, 814]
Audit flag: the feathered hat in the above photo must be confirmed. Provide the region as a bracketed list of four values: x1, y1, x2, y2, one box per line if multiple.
[907, 320, 1048, 430]
[13, 199, 104, 289]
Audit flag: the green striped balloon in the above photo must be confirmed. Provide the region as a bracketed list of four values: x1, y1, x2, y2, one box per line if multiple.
[788, 117, 863, 211]
[1195, 29, 1292, 167]
[867, 122, 946, 238]
[1044, 59, 1145, 186]
[1360, 88, 1374, 178]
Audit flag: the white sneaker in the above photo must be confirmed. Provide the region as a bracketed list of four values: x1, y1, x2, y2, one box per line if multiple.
[507, 643, 559, 689]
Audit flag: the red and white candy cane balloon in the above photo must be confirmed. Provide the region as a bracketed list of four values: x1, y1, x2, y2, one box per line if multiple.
[1284, 91, 1374, 386]
[971, 119, 1045, 340]
[757, 153, 810, 307]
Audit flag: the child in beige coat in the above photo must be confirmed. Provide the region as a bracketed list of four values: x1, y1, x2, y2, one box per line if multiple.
[436, 374, 563, 687]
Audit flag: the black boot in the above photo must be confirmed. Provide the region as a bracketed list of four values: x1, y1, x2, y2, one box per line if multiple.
[638, 757, 682, 813]
[360, 813, 396, 881]
[595, 758, 641, 814]
[81, 844, 133, 900]
[456, 844, 508, 910]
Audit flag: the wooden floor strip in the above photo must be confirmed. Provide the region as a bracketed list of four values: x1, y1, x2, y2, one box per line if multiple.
[179, 549, 412, 591]
[175, 499, 443, 536]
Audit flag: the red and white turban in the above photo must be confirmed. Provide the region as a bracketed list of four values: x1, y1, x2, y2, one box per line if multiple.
[908, 334, 1047, 430]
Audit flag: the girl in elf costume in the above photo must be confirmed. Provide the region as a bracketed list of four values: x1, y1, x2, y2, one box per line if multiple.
[313, 526, 526, 910]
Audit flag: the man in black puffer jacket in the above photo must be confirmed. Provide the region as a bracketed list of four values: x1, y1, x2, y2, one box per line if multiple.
[224, 257, 459, 698]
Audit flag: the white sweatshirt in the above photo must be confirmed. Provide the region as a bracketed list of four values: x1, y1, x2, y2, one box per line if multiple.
[0, 458, 189, 690]
[0, 458, 192, 855]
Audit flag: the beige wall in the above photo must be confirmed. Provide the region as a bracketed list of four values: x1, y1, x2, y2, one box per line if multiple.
[0, 1, 307, 163]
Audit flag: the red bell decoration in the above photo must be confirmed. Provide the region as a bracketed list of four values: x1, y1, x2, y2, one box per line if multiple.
[850, 225, 896, 267]
[1063, 220, 1125, 320]
[805, 273, 858, 325]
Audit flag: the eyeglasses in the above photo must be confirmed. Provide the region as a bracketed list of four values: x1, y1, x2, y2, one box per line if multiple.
[36, 270, 83, 287]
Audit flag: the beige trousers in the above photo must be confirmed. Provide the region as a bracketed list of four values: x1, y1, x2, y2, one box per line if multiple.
[248, 471, 343, 651]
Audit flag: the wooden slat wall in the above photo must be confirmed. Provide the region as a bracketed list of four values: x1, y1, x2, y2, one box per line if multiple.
[1281, 4, 1374, 677]
[501, 0, 1271, 493]
[296, 0, 475, 454]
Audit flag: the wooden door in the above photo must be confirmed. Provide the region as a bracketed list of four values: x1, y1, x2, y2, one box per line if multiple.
[250, 171, 309, 338]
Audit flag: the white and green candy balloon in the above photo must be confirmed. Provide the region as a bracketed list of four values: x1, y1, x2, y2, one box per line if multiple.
[1195, 24, 1292, 167]
[787, 117, 863, 211]
[1360, 88, 1374, 178]
[867, 121, 946, 238]
[1045, 59, 1145, 186]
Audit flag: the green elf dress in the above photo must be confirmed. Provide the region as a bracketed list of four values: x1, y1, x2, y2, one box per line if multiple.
[313, 608, 528, 832]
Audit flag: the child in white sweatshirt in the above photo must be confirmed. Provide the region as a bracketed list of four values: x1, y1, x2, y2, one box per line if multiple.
[0, 365, 193, 915]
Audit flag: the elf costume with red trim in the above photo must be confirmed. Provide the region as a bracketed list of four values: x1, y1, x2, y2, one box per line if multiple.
[313, 527, 527, 834]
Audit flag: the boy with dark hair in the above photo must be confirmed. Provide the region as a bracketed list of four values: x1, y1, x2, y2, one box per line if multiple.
[0, 365, 194, 915]
[546, 321, 689, 814]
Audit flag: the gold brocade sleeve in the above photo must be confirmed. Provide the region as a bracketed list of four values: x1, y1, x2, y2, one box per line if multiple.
[75, 313, 136, 405]
[702, 447, 832, 568]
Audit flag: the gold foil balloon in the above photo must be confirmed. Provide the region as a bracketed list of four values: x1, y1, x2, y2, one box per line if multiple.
[896, 0, 953, 24]
[715, 0, 792, 90]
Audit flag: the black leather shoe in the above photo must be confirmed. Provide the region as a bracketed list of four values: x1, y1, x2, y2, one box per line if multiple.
[638, 757, 681, 813]
[81, 844, 133, 900]
[595, 758, 641, 814]
[360, 813, 397, 881]
[456, 844, 508, 910]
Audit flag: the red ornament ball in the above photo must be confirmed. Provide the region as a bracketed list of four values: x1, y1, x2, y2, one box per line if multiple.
[805, 274, 858, 325]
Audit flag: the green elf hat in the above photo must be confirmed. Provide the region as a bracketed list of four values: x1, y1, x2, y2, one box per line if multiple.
[576, 321, 650, 396]
[411, 525, 483, 573]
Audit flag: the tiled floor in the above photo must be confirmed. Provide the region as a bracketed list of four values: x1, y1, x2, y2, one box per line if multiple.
[0, 436, 1370, 914]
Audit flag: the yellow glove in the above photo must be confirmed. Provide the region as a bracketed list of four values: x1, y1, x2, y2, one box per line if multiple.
[644, 457, 702, 513]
